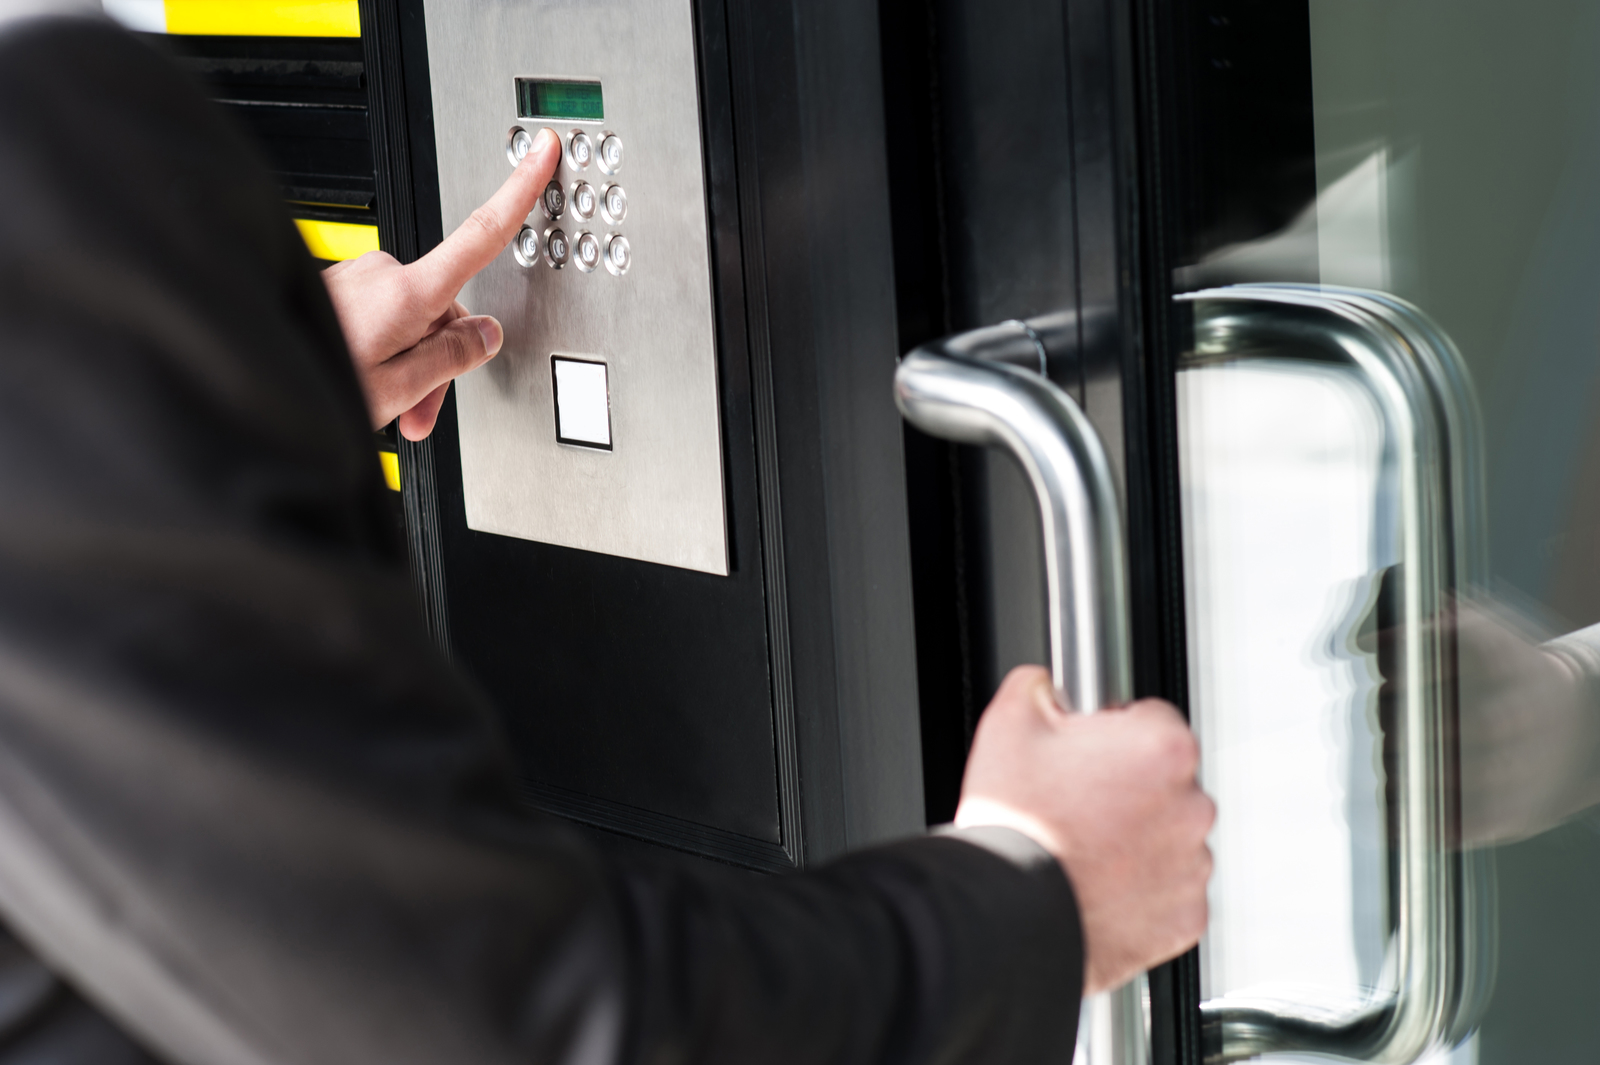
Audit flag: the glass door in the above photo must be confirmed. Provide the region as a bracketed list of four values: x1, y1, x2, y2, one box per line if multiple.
[1162, 1, 1600, 1061]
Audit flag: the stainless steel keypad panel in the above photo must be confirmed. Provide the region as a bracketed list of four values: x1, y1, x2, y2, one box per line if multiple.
[511, 126, 631, 279]
[425, 0, 727, 576]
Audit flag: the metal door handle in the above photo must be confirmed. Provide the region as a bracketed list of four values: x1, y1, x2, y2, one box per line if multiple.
[894, 320, 1144, 1065]
[894, 321, 1131, 715]
[1180, 285, 1496, 1064]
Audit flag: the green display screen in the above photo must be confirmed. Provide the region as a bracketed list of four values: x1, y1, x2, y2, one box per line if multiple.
[515, 79, 604, 121]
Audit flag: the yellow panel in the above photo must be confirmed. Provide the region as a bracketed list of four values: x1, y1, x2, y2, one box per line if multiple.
[378, 450, 401, 492]
[295, 218, 379, 262]
[165, 1, 360, 37]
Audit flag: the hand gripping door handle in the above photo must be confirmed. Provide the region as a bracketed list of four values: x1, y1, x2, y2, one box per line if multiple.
[1178, 285, 1497, 1065]
[894, 321, 1146, 1065]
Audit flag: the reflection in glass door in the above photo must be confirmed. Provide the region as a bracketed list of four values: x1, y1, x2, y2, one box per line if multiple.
[1167, 1, 1600, 1062]
[1182, 356, 1390, 1029]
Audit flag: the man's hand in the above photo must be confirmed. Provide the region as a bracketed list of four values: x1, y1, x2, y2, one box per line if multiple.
[955, 666, 1214, 995]
[323, 127, 561, 440]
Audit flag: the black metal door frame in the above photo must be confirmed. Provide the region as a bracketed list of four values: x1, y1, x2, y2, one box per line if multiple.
[878, 0, 1202, 1059]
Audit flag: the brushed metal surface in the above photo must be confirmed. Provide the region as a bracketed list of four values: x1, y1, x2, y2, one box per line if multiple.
[424, 0, 728, 575]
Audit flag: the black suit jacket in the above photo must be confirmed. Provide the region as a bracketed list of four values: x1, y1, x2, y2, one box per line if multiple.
[0, 15, 1083, 1065]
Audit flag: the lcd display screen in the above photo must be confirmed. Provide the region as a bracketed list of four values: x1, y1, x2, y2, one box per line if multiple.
[515, 79, 604, 121]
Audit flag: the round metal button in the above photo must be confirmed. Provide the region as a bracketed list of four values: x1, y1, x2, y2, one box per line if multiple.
[570, 181, 597, 221]
[567, 130, 593, 170]
[573, 231, 601, 273]
[541, 180, 565, 219]
[544, 227, 571, 268]
[604, 234, 631, 276]
[506, 126, 533, 167]
[511, 225, 541, 268]
[601, 184, 628, 225]
[598, 133, 624, 174]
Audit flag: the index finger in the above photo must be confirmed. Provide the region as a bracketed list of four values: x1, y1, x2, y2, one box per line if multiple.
[406, 126, 561, 306]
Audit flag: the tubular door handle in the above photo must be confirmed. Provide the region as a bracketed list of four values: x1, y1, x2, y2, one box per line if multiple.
[1179, 285, 1496, 1065]
[895, 320, 1144, 1065]
[894, 320, 1131, 714]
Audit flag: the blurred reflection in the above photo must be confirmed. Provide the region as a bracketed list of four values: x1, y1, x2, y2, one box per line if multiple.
[1182, 349, 1600, 1065]
[1454, 601, 1600, 847]
[1174, 148, 1408, 293]
[1182, 360, 1389, 1009]
[1180, 356, 1483, 1065]
[1177, 1, 1600, 1062]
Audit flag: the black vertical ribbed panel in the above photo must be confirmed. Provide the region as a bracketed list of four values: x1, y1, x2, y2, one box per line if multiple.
[358, 0, 451, 655]
[1121, 0, 1202, 1044]
[357, 0, 417, 262]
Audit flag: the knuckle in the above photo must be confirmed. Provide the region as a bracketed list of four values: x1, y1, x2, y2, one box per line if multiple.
[468, 203, 505, 239]
[1130, 696, 1181, 723]
[443, 324, 481, 367]
[1180, 797, 1215, 844]
[396, 265, 428, 316]
[1177, 727, 1201, 773]
[1150, 723, 1199, 780]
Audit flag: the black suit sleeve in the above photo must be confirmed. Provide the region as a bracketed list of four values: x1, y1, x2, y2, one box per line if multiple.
[0, 16, 1083, 1065]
